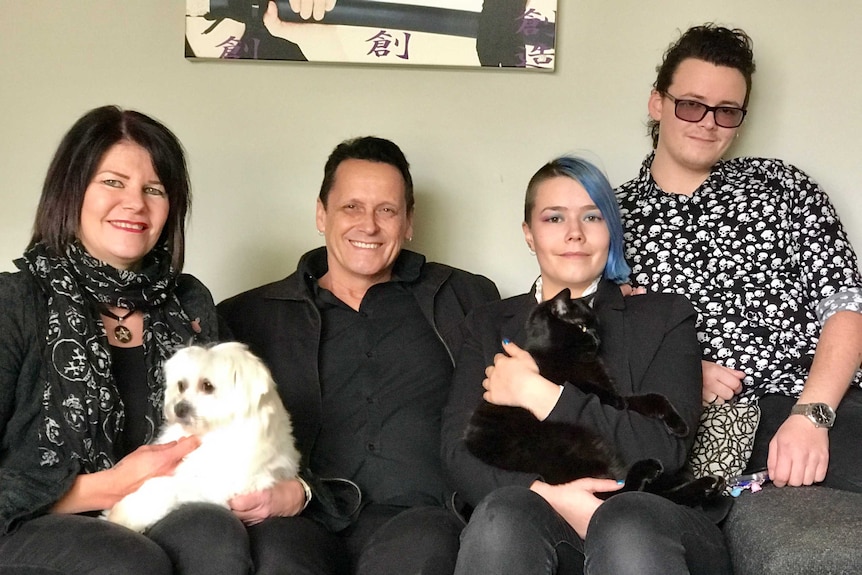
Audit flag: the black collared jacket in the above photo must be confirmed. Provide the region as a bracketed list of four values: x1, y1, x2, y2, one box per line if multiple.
[441, 279, 703, 508]
[218, 247, 499, 529]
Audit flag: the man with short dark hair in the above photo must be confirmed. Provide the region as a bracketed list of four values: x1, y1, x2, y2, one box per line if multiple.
[219, 136, 499, 574]
[616, 24, 862, 574]
[618, 23, 862, 493]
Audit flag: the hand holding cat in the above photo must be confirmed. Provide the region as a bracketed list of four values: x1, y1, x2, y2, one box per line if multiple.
[483, 340, 563, 420]
[530, 478, 624, 538]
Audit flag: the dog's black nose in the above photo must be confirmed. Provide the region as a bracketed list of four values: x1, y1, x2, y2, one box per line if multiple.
[174, 401, 191, 419]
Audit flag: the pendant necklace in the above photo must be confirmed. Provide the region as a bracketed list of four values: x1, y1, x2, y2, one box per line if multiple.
[101, 306, 135, 344]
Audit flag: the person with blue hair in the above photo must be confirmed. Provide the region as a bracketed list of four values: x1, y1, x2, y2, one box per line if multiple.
[442, 155, 732, 574]
[522, 156, 632, 285]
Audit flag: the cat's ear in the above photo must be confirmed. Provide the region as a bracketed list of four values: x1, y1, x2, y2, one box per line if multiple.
[552, 288, 571, 302]
[550, 288, 571, 315]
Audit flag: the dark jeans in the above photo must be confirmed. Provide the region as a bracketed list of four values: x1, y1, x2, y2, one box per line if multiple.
[0, 503, 251, 575]
[249, 504, 461, 575]
[744, 387, 862, 493]
[148, 503, 252, 574]
[455, 486, 731, 575]
[247, 515, 347, 575]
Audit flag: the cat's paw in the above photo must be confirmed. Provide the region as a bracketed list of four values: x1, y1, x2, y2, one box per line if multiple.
[663, 410, 689, 437]
[662, 474, 726, 507]
[625, 458, 664, 490]
[698, 474, 726, 497]
[624, 393, 689, 436]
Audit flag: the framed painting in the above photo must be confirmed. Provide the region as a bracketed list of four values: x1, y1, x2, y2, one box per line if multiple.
[186, 0, 557, 70]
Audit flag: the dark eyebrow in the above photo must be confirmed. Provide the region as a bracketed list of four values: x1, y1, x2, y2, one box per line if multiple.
[539, 204, 600, 213]
[97, 169, 130, 179]
[96, 170, 163, 187]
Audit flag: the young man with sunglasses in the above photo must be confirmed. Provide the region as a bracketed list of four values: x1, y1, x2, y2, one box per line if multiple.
[617, 24, 862, 495]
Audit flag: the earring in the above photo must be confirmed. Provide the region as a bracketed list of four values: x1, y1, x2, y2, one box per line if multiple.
[317, 230, 324, 236]
[528, 247, 536, 256]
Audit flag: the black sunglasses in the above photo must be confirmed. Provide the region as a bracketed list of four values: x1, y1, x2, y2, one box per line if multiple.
[665, 93, 747, 128]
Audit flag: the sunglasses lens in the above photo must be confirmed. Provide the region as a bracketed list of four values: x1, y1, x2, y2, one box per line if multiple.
[715, 108, 745, 128]
[675, 100, 707, 122]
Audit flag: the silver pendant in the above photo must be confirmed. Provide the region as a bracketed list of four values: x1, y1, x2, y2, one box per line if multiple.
[114, 325, 133, 344]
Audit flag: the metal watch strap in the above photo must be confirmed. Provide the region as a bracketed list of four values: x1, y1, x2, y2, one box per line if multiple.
[791, 403, 835, 428]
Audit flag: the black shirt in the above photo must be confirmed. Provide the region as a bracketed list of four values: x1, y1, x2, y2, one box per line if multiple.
[110, 345, 152, 459]
[312, 273, 453, 507]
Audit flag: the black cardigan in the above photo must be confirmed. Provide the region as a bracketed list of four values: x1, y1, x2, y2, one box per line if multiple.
[0, 270, 220, 533]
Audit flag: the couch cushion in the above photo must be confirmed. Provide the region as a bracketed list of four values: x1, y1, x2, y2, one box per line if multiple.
[723, 484, 862, 575]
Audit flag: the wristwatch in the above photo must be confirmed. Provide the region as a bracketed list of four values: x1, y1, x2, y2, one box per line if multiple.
[790, 403, 836, 428]
[296, 475, 313, 511]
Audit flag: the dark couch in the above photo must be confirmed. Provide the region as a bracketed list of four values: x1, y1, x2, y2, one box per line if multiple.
[723, 484, 862, 574]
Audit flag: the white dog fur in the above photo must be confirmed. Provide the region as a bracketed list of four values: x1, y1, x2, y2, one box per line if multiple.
[106, 342, 301, 532]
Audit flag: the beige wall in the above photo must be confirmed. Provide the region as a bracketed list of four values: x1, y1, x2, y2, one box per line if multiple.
[1, 1, 859, 299]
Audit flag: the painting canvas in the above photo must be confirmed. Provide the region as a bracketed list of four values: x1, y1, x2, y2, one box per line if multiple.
[186, 0, 557, 70]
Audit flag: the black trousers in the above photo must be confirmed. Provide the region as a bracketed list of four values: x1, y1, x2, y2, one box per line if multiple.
[249, 503, 462, 575]
[0, 503, 251, 575]
[454, 486, 731, 575]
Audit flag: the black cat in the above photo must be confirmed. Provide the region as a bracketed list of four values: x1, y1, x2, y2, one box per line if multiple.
[464, 288, 723, 506]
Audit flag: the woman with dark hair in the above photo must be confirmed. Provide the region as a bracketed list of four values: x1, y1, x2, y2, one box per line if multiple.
[442, 156, 732, 574]
[0, 106, 248, 574]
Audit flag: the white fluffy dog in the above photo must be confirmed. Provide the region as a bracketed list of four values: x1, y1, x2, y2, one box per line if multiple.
[106, 342, 301, 532]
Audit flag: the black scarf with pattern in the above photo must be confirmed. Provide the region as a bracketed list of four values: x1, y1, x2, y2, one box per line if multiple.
[16, 242, 197, 473]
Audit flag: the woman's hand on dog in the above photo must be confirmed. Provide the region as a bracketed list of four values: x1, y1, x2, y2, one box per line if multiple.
[229, 478, 308, 525]
[111, 436, 202, 495]
[52, 436, 200, 514]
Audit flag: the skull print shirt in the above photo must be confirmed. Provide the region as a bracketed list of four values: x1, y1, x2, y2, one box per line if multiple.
[617, 153, 862, 399]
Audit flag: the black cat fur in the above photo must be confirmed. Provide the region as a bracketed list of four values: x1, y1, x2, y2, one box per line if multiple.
[464, 288, 723, 506]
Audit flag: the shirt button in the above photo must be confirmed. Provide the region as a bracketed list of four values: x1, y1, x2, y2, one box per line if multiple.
[366, 442, 376, 452]
[366, 351, 374, 358]
[366, 396, 375, 404]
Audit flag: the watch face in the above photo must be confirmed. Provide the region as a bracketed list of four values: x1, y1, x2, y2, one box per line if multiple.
[811, 404, 831, 425]
[811, 404, 829, 425]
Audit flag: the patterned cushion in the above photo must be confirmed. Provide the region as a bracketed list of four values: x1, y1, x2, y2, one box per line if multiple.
[688, 401, 760, 487]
